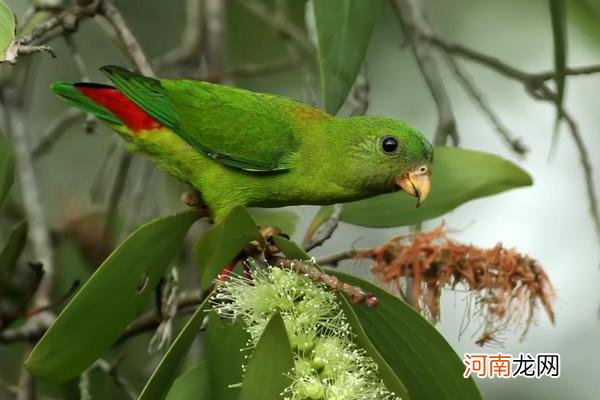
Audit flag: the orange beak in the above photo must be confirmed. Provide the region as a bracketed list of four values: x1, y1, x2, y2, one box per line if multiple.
[396, 166, 432, 208]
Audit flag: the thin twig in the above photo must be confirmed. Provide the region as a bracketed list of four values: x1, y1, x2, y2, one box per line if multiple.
[349, 63, 370, 117]
[117, 288, 209, 344]
[79, 369, 92, 400]
[391, 0, 458, 146]
[97, 0, 155, 77]
[63, 34, 96, 132]
[154, 0, 203, 71]
[18, 1, 100, 46]
[427, 34, 530, 82]
[562, 111, 600, 243]
[442, 53, 528, 156]
[315, 249, 360, 267]
[276, 0, 317, 105]
[422, 31, 600, 243]
[32, 109, 84, 159]
[534, 64, 600, 81]
[103, 151, 133, 240]
[0, 288, 210, 345]
[96, 0, 155, 239]
[16, 364, 34, 400]
[303, 204, 342, 252]
[0, 87, 54, 311]
[94, 359, 138, 400]
[124, 161, 155, 233]
[238, 0, 315, 58]
[201, 0, 226, 82]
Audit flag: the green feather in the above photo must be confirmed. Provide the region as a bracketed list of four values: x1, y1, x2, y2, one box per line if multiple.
[100, 65, 178, 130]
[160, 79, 302, 172]
[101, 65, 301, 172]
[51, 82, 123, 125]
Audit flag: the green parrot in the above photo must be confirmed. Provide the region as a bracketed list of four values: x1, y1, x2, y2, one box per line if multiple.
[52, 66, 433, 222]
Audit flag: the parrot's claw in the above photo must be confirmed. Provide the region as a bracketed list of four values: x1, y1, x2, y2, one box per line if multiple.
[181, 190, 209, 210]
[257, 225, 289, 255]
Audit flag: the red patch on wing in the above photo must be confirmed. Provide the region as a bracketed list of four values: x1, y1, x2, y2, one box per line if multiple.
[76, 84, 162, 132]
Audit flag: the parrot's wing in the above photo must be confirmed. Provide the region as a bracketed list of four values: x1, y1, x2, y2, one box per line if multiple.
[101, 65, 324, 172]
[100, 66, 178, 130]
[52, 82, 124, 125]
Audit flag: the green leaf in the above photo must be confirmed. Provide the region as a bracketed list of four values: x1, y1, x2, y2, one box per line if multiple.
[337, 294, 410, 399]
[165, 361, 211, 400]
[238, 312, 294, 400]
[0, 131, 14, 209]
[195, 206, 261, 288]
[302, 205, 333, 246]
[0, 0, 15, 62]
[549, 0, 568, 152]
[26, 211, 200, 383]
[0, 221, 27, 295]
[312, 0, 379, 114]
[139, 293, 213, 400]
[326, 270, 482, 400]
[248, 208, 298, 235]
[341, 146, 533, 227]
[205, 314, 250, 400]
[273, 236, 310, 260]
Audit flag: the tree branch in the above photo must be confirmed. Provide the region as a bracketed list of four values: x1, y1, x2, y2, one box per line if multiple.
[32, 109, 84, 159]
[391, 0, 458, 146]
[97, 0, 155, 77]
[238, 0, 315, 59]
[441, 53, 528, 156]
[103, 151, 133, 240]
[303, 204, 342, 252]
[0, 87, 54, 311]
[562, 111, 600, 242]
[420, 31, 600, 243]
[154, 0, 203, 71]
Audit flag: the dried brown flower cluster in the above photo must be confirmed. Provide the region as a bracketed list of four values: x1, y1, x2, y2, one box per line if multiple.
[358, 225, 555, 346]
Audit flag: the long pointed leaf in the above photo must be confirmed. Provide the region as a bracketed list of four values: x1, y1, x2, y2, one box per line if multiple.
[138, 293, 213, 400]
[205, 315, 249, 400]
[238, 312, 294, 400]
[0, 0, 15, 62]
[549, 0, 568, 153]
[195, 206, 261, 288]
[337, 294, 411, 399]
[165, 361, 211, 400]
[312, 0, 379, 114]
[26, 211, 200, 382]
[326, 270, 483, 400]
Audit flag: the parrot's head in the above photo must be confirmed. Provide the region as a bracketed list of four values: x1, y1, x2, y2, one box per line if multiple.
[334, 116, 433, 207]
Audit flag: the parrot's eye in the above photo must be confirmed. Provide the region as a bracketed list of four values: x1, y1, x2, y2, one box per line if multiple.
[381, 136, 400, 155]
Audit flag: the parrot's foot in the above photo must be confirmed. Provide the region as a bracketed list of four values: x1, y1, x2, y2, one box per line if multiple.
[181, 190, 209, 210]
[216, 226, 288, 283]
[258, 225, 289, 255]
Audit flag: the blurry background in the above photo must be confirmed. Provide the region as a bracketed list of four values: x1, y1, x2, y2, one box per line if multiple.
[1, 0, 599, 399]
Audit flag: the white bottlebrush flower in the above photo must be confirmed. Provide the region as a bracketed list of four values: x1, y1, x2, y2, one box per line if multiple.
[212, 260, 400, 400]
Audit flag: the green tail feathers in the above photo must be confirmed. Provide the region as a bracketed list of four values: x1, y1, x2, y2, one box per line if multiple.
[51, 82, 123, 125]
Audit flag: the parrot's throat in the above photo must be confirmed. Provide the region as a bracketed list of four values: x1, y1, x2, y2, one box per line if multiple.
[76, 83, 162, 132]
